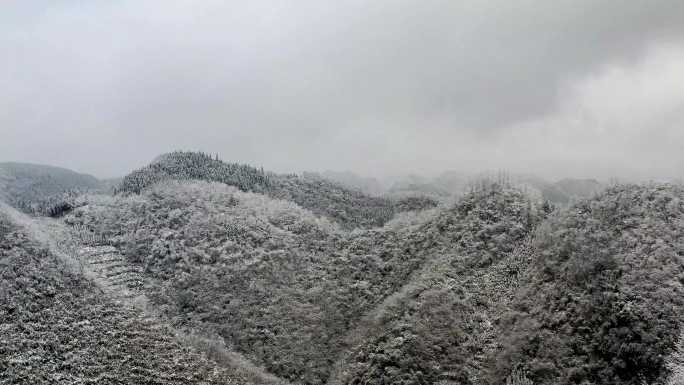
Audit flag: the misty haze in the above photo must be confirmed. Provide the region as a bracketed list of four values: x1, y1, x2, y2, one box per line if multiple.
[1, 1, 684, 385]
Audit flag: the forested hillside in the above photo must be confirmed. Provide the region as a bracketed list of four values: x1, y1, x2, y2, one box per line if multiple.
[3, 0, 679, 383]
[116, 152, 272, 195]
[385, 172, 606, 206]
[491, 184, 684, 385]
[0, 162, 101, 216]
[64, 179, 549, 384]
[0, 213, 245, 384]
[2, 154, 682, 385]
[58, 175, 684, 384]
[64, 181, 440, 383]
[332, 185, 542, 384]
[115, 151, 433, 229]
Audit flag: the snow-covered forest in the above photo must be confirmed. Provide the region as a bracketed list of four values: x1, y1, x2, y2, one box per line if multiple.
[2, 153, 684, 384]
[2, 1, 684, 383]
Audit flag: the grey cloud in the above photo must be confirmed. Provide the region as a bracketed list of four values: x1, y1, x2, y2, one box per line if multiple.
[1, 0, 683, 180]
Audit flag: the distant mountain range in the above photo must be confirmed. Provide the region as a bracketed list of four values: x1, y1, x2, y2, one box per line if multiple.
[318, 168, 606, 204]
[1, 152, 682, 385]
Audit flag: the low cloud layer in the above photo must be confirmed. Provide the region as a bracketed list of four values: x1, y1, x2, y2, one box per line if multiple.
[1, 1, 683, 180]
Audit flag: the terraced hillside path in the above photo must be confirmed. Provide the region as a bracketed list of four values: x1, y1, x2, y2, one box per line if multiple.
[78, 245, 145, 301]
[0, 201, 143, 303]
[0, 201, 290, 385]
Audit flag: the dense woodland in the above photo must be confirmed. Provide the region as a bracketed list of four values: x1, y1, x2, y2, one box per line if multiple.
[0, 162, 101, 217]
[1, 152, 683, 384]
[0, 214, 243, 384]
[493, 184, 684, 385]
[115, 151, 432, 229]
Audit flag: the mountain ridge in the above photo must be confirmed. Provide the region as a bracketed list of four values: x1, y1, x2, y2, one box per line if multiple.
[1, 155, 682, 384]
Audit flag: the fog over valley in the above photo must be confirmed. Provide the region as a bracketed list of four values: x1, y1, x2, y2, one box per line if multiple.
[2, 2, 684, 385]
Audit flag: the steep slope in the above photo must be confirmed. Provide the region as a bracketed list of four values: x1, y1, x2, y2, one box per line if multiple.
[0, 162, 101, 216]
[270, 173, 396, 228]
[67, 180, 544, 384]
[115, 151, 400, 229]
[43, 169, 684, 385]
[65, 180, 445, 383]
[0, 211, 246, 384]
[491, 184, 684, 385]
[330, 186, 540, 385]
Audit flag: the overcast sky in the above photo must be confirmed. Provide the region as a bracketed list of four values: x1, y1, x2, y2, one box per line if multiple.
[1, 0, 683, 180]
